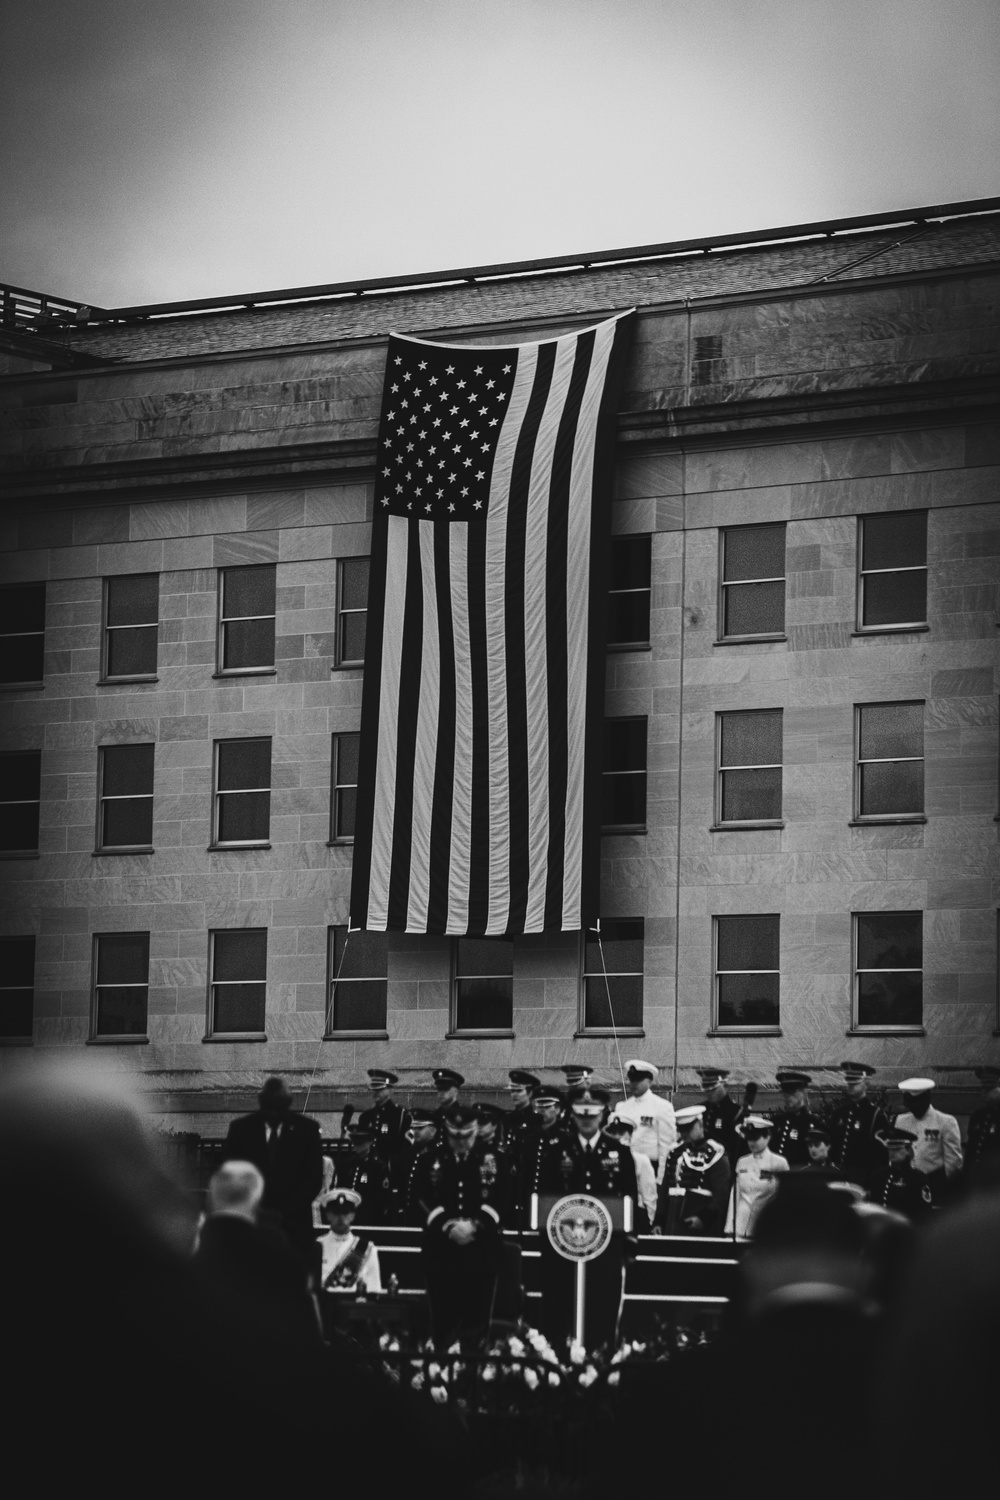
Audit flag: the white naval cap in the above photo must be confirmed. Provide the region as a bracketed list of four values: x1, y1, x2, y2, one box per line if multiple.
[674, 1105, 706, 1127]
[625, 1059, 658, 1079]
[899, 1077, 936, 1094]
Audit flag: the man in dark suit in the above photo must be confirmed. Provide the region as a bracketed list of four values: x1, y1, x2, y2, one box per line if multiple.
[221, 1076, 324, 1268]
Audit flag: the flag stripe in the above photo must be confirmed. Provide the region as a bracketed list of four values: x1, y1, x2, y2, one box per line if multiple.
[426, 522, 456, 934]
[465, 512, 491, 935]
[405, 520, 441, 932]
[386, 521, 423, 929]
[366, 515, 409, 929]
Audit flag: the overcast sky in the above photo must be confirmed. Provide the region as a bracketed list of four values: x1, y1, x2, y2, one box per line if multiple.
[2, 0, 998, 308]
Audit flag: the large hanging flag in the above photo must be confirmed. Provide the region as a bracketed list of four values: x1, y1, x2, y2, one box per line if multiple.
[350, 311, 635, 937]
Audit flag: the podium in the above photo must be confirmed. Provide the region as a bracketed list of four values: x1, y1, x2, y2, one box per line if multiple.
[530, 1192, 633, 1347]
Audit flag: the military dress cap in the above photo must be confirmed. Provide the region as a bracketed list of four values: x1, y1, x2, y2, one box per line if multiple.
[974, 1065, 1000, 1084]
[321, 1187, 362, 1210]
[347, 1120, 375, 1140]
[442, 1103, 478, 1126]
[409, 1107, 438, 1125]
[625, 1059, 659, 1079]
[475, 1102, 504, 1120]
[567, 1084, 610, 1108]
[899, 1077, 935, 1094]
[675, 1105, 706, 1128]
[558, 1064, 594, 1082]
[604, 1117, 635, 1139]
[840, 1061, 876, 1078]
[508, 1070, 540, 1089]
[806, 1124, 832, 1143]
[367, 1067, 398, 1085]
[740, 1115, 774, 1134]
[533, 1084, 564, 1106]
[696, 1066, 730, 1083]
[432, 1068, 465, 1089]
[776, 1069, 813, 1090]
[877, 1125, 918, 1146]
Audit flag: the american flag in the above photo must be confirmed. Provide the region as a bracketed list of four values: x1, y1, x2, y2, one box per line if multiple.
[350, 312, 634, 937]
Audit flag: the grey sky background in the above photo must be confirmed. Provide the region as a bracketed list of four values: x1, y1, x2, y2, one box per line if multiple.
[2, 0, 998, 308]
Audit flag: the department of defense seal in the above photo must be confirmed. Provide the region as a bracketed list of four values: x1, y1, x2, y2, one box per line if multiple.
[546, 1193, 614, 1262]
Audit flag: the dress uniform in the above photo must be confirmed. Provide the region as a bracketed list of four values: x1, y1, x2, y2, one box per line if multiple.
[357, 1069, 411, 1164]
[868, 1127, 935, 1221]
[389, 1108, 438, 1223]
[725, 1116, 790, 1237]
[604, 1117, 658, 1229]
[612, 1060, 676, 1184]
[430, 1068, 465, 1136]
[965, 1066, 1000, 1184]
[661, 1105, 732, 1235]
[894, 1077, 963, 1205]
[826, 1061, 887, 1188]
[504, 1070, 541, 1160]
[696, 1067, 750, 1165]
[334, 1124, 392, 1223]
[410, 1104, 510, 1346]
[768, 1070, 821, 1168]
[513, 1085, 567, 1224]
[317, 1188, 383, 1292]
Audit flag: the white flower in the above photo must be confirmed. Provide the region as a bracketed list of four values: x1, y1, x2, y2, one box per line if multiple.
[523, 1367, 539, 1389]
[507, 1336, 526, 1357]
[430, 1386, 448, 1405]
[481, 1364, 497, 1383]
[579, 1366, 599, 1388]
[447, 1342, 462, 1355]
[411, 1372, 425, 1391]
[548, 1372, 561, 1388]
[632, 1341, 647, 1354]
[569, 1340, 586, 1365]
[607, 1371, 620, 1388]
[427, 1362, 441, 1381]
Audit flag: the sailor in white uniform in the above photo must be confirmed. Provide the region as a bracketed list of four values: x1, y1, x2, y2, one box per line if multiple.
[725, 1115, 789, 1238]
[317, 1187, 383, 1292]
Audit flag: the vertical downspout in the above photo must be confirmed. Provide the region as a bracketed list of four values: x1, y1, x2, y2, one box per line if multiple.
[671, 300, 691, 1098]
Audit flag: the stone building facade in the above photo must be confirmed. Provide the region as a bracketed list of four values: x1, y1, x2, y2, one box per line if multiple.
[1, 202, 999, 1132]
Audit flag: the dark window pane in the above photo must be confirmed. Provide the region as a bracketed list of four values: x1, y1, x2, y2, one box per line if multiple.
[856, 912, 922, 971]
[604, 718, 647, 771]
[862, 512, 926, 572]
[217, 790, 270, 842]
[722, 767, 783, 822]
[213, 929, 267, 982]
[334, 788, 356, 838]
[106, 574, 158, 627]
[720, 710, 782, 768]
[0, 936, 35, 987]
[332, 979, 387, 1031]
[340, 613, 367, 663]
[341, 558, 370, 611]
[0, 803, 40, 851]
[858, 703, 923, 762]
[106, 625, 158, 676]
[223, 617, 275, 669]
[102, 744, 154, 798]
[0, 990, 33, 1037]
[0, 583, 46, 634]
[217, 739, 271, 791]
[857, 972, 922, 1027]
[717, 914, 780, 973]
[718, 972, 780, 1027]
[607, 592, 650, 646]
[334, 927, 387, 982]
[95, 986, 148, 1035]
[585, 919, 643, 977]
[456, 938, 514, 977]
[103, 797, 154, 847]
[610, 536, 651, 590]
[724, 580, 785, 636]
[862, 569, 927, 627]
[724, 524, 785, 582]
[584, 973, 643, 1029]
[335, 733, 360, 786]
[455, 977, 513, 1030]
[0, 937, 34, 1038]
[213, 983, 266, 1032]
[0, 634, 45, 683]
[601, 774, 646, 827]
[223, 566, 276, 619]
[2, 752, 41, 800]
[859, 761, 924, 816]
[96, 933, 149, 985]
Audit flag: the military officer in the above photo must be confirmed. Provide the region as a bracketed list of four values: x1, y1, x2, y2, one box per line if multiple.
[389, 1107, 438, 1223]
[661, 1105, 732, 1235]
[868, 1126, 934, 1221]
[802, 1125, 843, 1178]
[334, 1121, 392, 1223]
[965, 1066, 1000, 1186]
[513, 1085, 568, 1224]
[696, 1067, 751, 1165]
[769, 1070, 820, 1168]
[894, 1077, 963, 1205]
[431, 1068, 465, 1134]
[604, 1116, 658, 1230]
[826, 1061, 887, 1188]
[475, 1101, 508, 1152]
[725, 1116, 790, 1238]
[558, 1064, 594, 1089]
[317, 1187, 383, 1293]
[357, 1068, 412, 1164]
[410, 1103, 509, 1346]
[504, 1070, 540, 1159]
[612, 1060, 676, 1187]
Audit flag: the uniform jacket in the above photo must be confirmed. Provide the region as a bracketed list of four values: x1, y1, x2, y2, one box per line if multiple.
[389, 1141, 434, 1223]
[503, 1107, 538, 1160]
[768, 1108, 821, 1169]
[612, 1092, 676, 1178]
[411, 1141, 513, 1231]
[319, 1230, 382, 1292]
[827, 1096, 888, 1186]
[965, 1100, 1000, 1175]
[334, 1153, 392, 1223]
[536, 1128, 640, 1204]
[702, 1092, 745, 1164]
[725, 1149, 789, 1238]
[662, 1140, 732, 1234]
[516, 1125, 569, 1221]
[868, 1163, 935, 1221]
[893, 1106, 963, 1178]
[357, 1097, 411, 1161]
[221, 1112, 324, 1224]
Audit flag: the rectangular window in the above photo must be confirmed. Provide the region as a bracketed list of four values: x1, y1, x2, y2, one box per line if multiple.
[602, 717, 647, 831]
[858, 511, 927, 630]
[716, 709, 783, 825]
[98, 744, 154, 851]
[103, 574, 158, 679]
[327, 926, 388, 1034]
[337, 557, 369, 666]
[853, 911, 923, 1030]
[580, 919, 644, 1032]
[213, 739, 271, 846]
[0, 750, 41, 853]
[210, 928, 267, 1036]
[218, 564, 276, 672]
[452, 938, 514, 1033]
[93, 931, 149, 1038]
[607, 536, 651, 649]
[330, 733, 359, 842]
[714, 914, 780, 1030]
[855, 702, 924, 819]
[0, 936, 35, 1041]
[0, 583, 45, 684]
[720, 523, 786, 639]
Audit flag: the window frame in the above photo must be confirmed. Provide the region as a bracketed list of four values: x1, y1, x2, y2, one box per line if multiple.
[601, 715, 648, 834]
[211, 737, 272, 849]
[0, 934, 35, 1044]
[216, 564, 277, 677]
[714, 708, 784, 829]
[325, 925, 389, 1039]
[717, 523, 787, 643]
[330, 732, 359, 844]
[0, 749, 41, 857]
[851, 910, 924, 1035]
[206, 927, 268, 1041]
[0, 581, 46, 687]
[90, 930, 150, 1044]
[855, 511, 929, 635]
[448, 937, 515, 1038]
[100, 573, 159, 683]
[96, 743, 155, 854]
[852, 701, 926, 825]
[576, 920, 645, 1037]
[711, 914, 782, 1036]
[335, 556, 369, 668]
[606, 534, 652, 653]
